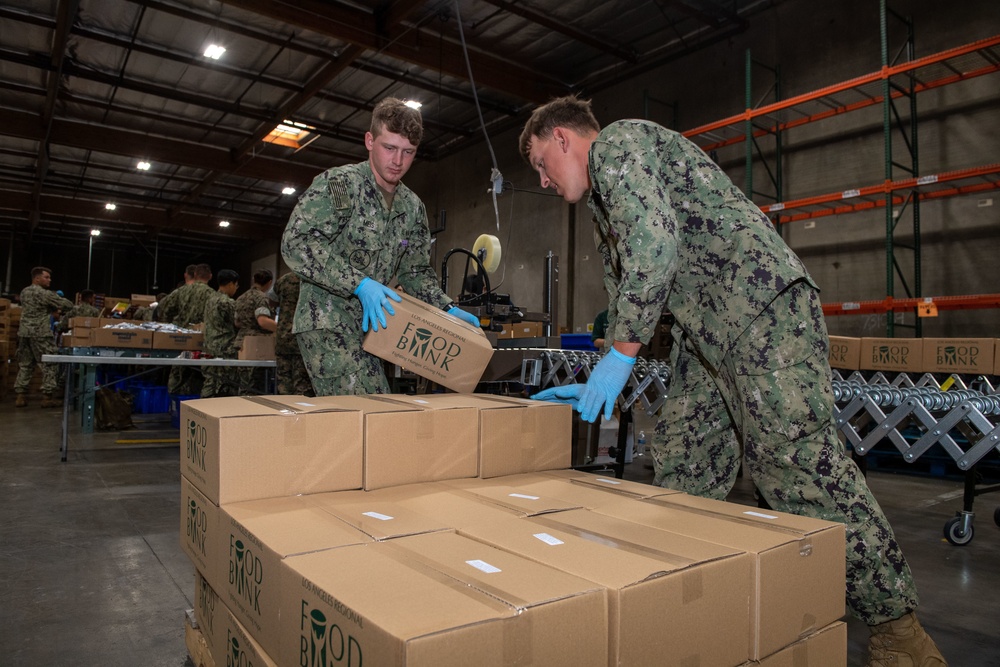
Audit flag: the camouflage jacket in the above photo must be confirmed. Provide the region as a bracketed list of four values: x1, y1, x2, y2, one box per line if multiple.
[57, 303, 101, 332]
[18, 284, 75, 338]
[203, 290, 238, 358]
[158, 281, 215, 327]
[272, 272, 302, 355]
[587, 120, 815, 369]
[280, 160, 450, 334]
[234, 287, 272, 349]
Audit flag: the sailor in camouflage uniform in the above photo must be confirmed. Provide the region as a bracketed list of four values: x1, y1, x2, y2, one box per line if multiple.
[281, 97, 480, 396]
[233, 269, 276, 394]
[201, 270, 240, 398]
[15, 267, 75, 408]
[522, 97, 945, 666]
[160, 263, 215, 395]
[56, 289, 101, 333]
[271, 272, 313, 396]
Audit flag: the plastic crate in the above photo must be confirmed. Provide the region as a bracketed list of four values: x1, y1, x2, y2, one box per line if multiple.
[560, 333, 598, 351]
[169, 394, 200, 429]
[132, 384, 170, 414]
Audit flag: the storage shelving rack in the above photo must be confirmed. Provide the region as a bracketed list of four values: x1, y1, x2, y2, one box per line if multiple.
[680, 2, 1000, 335]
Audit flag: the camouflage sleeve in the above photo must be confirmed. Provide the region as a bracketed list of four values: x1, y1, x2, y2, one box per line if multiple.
[280, 170, 366, 299]
[45, 291, 76, 313]
[394, 199, 452, 310]
[157, 290, 179, 323]
[590, 133, 677, 346]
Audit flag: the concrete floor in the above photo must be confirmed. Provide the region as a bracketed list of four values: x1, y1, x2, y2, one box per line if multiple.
[1, 399, 998, 666]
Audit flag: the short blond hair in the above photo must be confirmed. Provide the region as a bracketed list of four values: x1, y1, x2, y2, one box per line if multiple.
[519, 95, 600, 163]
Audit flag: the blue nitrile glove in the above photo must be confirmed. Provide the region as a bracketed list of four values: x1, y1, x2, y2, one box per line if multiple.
[447, 306, 481, 328]
[353, 277, 402, 332]
[532, 348, 635, 423]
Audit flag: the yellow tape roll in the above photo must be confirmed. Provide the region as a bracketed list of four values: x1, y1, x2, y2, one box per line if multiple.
[472, 234, 502, 273]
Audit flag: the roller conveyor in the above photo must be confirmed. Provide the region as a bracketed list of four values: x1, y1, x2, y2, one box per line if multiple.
[502, 348, 1000, 544]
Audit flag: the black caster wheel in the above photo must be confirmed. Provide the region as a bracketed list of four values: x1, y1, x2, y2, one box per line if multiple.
[943, 516, 974, 546]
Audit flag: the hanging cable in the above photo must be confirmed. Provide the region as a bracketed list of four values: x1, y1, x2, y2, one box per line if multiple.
[453, 0, 503, 232]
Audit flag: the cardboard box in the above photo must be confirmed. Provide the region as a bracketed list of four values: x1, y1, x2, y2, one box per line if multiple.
[218, 495, 373, 657]
[388, 394, 573, 478]
[179, 396, 364, 505]
[453, 469, 681, 509]
[828, 336, 861, 370]
[153, 330, 204, 351]
[995, 339, 1000, 376]
[61, 331, 93, 348]
[91, 325, 153, 349]
[921, 337, 995, 375]
[859, 337, 923, 373]
[462, 510, 752, 667]
[131, 293, 156, 307]
[349, 396, 479, 491]
[511, 321, 544, 338]
[195, 570, 280, 667]
[69, 316, 101, 329]
[749, 620, 847, 666]
[302, 489, 451, 541]
[239, 334, 275, 360]
[194, 570, 223, 659]
[180, 476, 221, 585]
[279, 531, 607, 667]
[362, 293, 494, 393]
[597, 494, 845, 660]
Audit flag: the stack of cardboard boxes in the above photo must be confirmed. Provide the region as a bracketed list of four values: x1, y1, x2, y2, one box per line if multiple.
[61, 318, 204, 351]
[0, 299, 18, 398]
[179, 393, 847, 667]
[829, 336, 999, 376]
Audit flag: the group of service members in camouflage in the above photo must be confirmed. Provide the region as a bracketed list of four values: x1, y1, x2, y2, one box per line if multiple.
[11, 94, 948, 665]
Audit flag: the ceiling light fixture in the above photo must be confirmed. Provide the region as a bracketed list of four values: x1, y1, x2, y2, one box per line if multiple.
[90, 229, 101, 236]
[105, 203, 116, 211]
[204, 44, 226, 60]
[218, 220, 230, 228]
[282, 187, 296, 195]
[403, 100, 422, 110]
[137, 161, 151, 170]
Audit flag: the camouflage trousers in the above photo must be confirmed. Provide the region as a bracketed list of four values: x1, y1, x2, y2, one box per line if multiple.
[276, 352, 314, 396]
[296, 329, 389, 396]
[15, 335, 61, 396]
[650, 281, 917, 626]
[201, 366, 240, 398]
[168, 366, 203, 396]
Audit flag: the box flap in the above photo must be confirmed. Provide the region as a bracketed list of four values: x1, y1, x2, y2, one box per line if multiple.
[303, 491, 451, 540]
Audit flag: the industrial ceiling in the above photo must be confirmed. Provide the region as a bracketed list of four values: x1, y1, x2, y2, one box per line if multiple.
[0, 0, 769, 258]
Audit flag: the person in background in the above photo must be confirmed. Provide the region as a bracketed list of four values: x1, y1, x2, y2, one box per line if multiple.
[590, 308, 608, 350]
[57, 289, 101, 333]
[234, 269, 276, 394]
[270, 272, 313, 396]
[159, 263, 214, 395]
[281, 97, 480, 396]
[201, 270, 240, 398]
[520, 95, 945, 667]
[14, 267, 75, 408]
[133, 292, 166, 322]
[155, 265, 196, 322]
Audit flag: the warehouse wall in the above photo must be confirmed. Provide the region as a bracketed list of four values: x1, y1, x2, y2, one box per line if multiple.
[410, 0, 1000, 337]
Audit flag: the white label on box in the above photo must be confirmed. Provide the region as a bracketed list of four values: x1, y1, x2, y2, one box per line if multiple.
[466, 559, 501, 574]
[508, 493, 540, 500]
[412, 399, 429, 404]
[362, 511, 394, 521]
[533, 533, 564, 546]
[294, 402, 316, 407]
[595, 478, 622, 485]
[743, 511, 778, 520]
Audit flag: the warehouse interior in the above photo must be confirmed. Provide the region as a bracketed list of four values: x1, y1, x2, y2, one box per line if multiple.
[1, 0, 999, 665]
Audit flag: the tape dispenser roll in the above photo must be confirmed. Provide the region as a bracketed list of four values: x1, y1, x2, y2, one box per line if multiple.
[472, 234, 502, 273]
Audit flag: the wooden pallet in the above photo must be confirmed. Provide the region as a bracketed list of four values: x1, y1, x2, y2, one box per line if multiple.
[184, 610, 216, 667]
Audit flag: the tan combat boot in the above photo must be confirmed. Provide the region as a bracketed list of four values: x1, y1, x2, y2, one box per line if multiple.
[40, 395, 61, 408]
[15, 394, 27, 408]
[867, 612, 947, 666]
